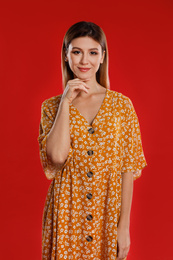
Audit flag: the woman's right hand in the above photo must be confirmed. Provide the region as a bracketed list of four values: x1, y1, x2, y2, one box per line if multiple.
[61, 78, 90, 104]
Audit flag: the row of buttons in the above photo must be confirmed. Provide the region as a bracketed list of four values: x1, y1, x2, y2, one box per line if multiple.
[86, 127, 94, 242]
[86, 186, 93, 242]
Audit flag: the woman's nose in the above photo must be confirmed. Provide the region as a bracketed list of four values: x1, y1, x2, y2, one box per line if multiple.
[80, 54, 89, 64]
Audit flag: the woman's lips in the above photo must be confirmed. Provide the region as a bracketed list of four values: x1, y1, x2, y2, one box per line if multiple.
[78, 67, 91, 72]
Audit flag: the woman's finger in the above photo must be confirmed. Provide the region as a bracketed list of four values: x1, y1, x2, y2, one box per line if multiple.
[68, 79, 90, 88]
[72, 85, 89, 93]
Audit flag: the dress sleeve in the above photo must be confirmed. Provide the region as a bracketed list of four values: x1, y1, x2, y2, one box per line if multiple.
[37, 100, 73, 180]
[121, 97, 147, 180]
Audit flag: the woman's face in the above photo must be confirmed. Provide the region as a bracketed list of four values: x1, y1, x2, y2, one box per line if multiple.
[66, 36, 105, 81]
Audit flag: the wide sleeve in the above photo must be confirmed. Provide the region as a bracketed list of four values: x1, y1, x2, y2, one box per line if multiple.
[121, 97, 147, 180]
[37, 99, 73, 180]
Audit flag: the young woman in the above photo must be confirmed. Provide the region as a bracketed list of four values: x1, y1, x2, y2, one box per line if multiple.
[38, 21, 147, 260]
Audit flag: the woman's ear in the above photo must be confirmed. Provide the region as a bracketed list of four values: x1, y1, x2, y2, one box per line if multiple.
[101, 50, 106, 64]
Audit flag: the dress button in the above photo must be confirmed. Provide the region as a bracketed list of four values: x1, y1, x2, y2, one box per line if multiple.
[86, 235, 93, 242]
[87, 150, 94, 155]
[88, 127, 95, 134]
[87, 171, 93, 178]
[86, 193, 92, 199]
[86, 214, 93, 221]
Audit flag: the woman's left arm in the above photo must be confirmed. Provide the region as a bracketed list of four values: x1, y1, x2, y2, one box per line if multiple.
[117, 170, 141, 260]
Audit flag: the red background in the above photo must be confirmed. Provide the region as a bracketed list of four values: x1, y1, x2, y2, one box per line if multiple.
[0, 0, 172, 259]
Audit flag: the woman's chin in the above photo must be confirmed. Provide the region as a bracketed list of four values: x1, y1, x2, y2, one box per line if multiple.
[73, 72, 91, 81]
[77, 76, 91, 81]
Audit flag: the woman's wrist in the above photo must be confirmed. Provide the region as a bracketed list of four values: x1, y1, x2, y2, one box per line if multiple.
[118, 216, 130, 229]
[60, 97, 71, 106]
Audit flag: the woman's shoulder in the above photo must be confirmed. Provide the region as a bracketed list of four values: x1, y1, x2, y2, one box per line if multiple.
[108, 89, 133, 107]
[41, 94, 62, 110]
[109, 89, 137, 119]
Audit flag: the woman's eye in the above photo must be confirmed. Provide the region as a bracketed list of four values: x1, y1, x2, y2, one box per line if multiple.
[73, 51, 80, 54]
[90, 51, 98, 55]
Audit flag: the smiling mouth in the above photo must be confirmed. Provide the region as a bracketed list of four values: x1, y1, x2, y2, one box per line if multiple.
[78, 67, 91, 72]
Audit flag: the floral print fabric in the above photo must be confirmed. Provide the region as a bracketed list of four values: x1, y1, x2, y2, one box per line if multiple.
[38, 89, 147, 260]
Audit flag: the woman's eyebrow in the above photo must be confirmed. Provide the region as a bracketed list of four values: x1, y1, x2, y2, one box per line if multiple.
[72, 47, 99, 50]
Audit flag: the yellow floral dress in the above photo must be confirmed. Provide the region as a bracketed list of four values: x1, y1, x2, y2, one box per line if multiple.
[38, 88, 147, 260]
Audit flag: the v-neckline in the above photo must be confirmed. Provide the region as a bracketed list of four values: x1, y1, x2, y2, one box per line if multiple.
[70, 88, 108, 127]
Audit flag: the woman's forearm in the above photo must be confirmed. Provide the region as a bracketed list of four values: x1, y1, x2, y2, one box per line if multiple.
[46, 98, 71, 165]
[118, 171, 134, 228]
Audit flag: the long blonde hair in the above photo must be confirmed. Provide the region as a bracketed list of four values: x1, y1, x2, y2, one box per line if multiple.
[61, 21, 110, 90]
